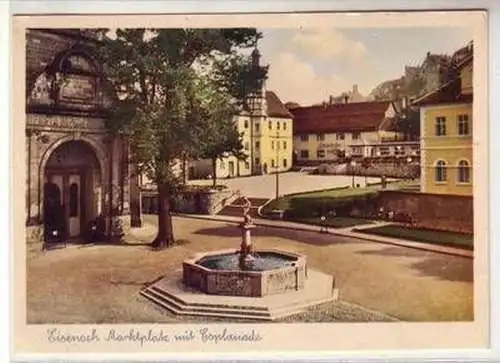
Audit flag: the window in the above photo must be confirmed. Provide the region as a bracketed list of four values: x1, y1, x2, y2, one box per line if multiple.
[351, 146, 363, 155]
[255, 123, 260, 132]
[458, 114, 470, 136]
[300, 150, 309, 158]
[300, 134, 309, 142]
[435, 160, 447, 182]
[283, 158, 287, 168]
[245, 162, 250, 169]
[352, 132, 361, 140]
[220, 160, 225, 169]
[244, 142, 249, 151]
[336, 133, 345, 140]
[277, 121, 280, 130]
[316, 134, 325, 141]
[283, 121, 287, 130]
[458, 160, 471, 183]
[271, 141, 275, 150]
[255, 141, 260, 150]
[316, 149, 326, 158]
[283, 141, 287, 150]
[268, 121, 272, 130]
[244, 120, 249, 128]
[435, 116, 447, 136]
[69, 183, 78, 217]
[394, 145, 405, 156]
[379, 147, 390, 156]
[271, 159, 275, 168]
[255, 157, 260, 165]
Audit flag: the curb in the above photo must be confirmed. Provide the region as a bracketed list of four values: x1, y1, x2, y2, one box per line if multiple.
[176, 214, 473, 259]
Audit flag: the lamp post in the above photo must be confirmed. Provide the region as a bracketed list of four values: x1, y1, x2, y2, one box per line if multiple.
[407, 157, 413, 181]
[350, 160, 357, 188]
[275, 127, 280, 199]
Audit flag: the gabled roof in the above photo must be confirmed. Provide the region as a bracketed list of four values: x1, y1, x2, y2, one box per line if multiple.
[265, 91, 293, 118]
[290, 101, 393, 134]
[412, 77, 472, 107]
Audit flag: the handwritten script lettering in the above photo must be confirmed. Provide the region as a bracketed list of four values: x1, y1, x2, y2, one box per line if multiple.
[46, 327, 263, 347]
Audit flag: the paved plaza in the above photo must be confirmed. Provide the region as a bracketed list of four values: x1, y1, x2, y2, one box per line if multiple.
[189, 172, 388, 198]
[27, 216, 472, 324]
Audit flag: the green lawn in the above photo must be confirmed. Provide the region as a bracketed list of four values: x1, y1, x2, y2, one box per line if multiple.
[289, 216, 375, 229]
[262, 179, 419, 214]
[354, 224, 474, 250]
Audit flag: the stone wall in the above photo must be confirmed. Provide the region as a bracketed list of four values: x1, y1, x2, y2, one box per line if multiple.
[142, 188, 238, 215]
[376, 190, 473, 234]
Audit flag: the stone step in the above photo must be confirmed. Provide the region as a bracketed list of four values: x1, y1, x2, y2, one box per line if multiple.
[148, 286, 268, 312]
[217, 205, 260, 217]
[232, 197, 269, 207]
[142, 285, 339, 321]
[141, 288, 274, 320]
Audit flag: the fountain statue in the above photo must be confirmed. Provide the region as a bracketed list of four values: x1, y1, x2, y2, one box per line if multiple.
[238, 195, 256, 269]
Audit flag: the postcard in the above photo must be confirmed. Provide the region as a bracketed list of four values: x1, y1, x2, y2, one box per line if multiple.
[11, 10, 489, 357]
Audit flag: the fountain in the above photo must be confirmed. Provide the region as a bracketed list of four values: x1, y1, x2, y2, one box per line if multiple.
[182, 196, 307, 297]
[141, 194, 337, 320]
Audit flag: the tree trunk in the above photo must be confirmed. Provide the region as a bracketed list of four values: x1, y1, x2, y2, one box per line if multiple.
[151, 182, 174, 249]
[182, 153, 187, 185]
[129, 163, 142, 228]
[212, 158, 217, 188]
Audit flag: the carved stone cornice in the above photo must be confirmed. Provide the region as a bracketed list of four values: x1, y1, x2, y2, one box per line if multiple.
[26, 113, 108, 132]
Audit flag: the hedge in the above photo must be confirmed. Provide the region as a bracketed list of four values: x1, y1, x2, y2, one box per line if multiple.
[284, 191, 380, 219]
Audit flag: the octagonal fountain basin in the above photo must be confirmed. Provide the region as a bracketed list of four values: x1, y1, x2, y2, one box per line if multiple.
[182, 249, 307, 297]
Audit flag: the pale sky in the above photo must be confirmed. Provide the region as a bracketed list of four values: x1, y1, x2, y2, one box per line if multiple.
[258, 27, 472, 106]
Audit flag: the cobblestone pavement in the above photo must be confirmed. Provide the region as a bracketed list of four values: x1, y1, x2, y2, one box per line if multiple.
[27, 217, 472, 324]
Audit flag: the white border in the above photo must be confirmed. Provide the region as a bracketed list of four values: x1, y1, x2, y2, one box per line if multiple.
[4, 1, 500, 362]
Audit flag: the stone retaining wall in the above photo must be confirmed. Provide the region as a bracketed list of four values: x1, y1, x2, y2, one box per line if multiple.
[142, 188, 238, 215]
[376, 190, 473, 234]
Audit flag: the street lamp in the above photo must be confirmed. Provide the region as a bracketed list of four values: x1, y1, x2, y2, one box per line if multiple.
[275, 127, 280, 199]
[350, 160, 357, 188]
[406, 157, 413, 181]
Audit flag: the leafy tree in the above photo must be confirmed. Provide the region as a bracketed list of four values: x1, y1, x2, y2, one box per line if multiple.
[196, 80, 244, 186]
[196, 55, 268, 186]
[97, 28, 264, 249]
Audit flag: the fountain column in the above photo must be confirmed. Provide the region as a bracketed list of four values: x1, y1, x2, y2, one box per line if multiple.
[239, 196, 256, 269]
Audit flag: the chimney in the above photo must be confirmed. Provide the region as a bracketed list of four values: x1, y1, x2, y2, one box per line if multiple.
[344, 95, 349, 104]
[352, 84, 359, 94]
[329, 95, 333, 105]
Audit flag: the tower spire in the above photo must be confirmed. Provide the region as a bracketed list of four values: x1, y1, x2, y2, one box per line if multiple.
[251, 36, 261, 68]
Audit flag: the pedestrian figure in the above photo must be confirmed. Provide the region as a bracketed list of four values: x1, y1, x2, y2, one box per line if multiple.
[319, 215, 328, 233]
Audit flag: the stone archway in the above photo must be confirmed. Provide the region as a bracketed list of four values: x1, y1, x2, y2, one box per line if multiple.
[41, 138, 105, 241]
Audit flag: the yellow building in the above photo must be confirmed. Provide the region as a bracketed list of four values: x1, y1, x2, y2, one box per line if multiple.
[415, 44, 473, 196]
[188, 47, 293, 180]
[187, 90, 294, 179]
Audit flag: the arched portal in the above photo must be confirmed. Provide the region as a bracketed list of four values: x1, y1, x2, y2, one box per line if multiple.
[43, 140, 103, 241]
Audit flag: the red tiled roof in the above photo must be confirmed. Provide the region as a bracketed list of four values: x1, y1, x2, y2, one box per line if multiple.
[412, 78, 473, 106]
[290, 101, 392, 134]
[265, 91, 293, 118]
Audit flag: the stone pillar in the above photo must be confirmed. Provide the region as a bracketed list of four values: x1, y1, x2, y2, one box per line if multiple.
[26, 129, 45, 243]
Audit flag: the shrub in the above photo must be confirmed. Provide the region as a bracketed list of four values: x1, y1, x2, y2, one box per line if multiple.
[284, 191, 380, 220]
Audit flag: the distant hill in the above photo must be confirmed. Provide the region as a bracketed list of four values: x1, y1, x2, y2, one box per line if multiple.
[369, 42, 473, 102]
